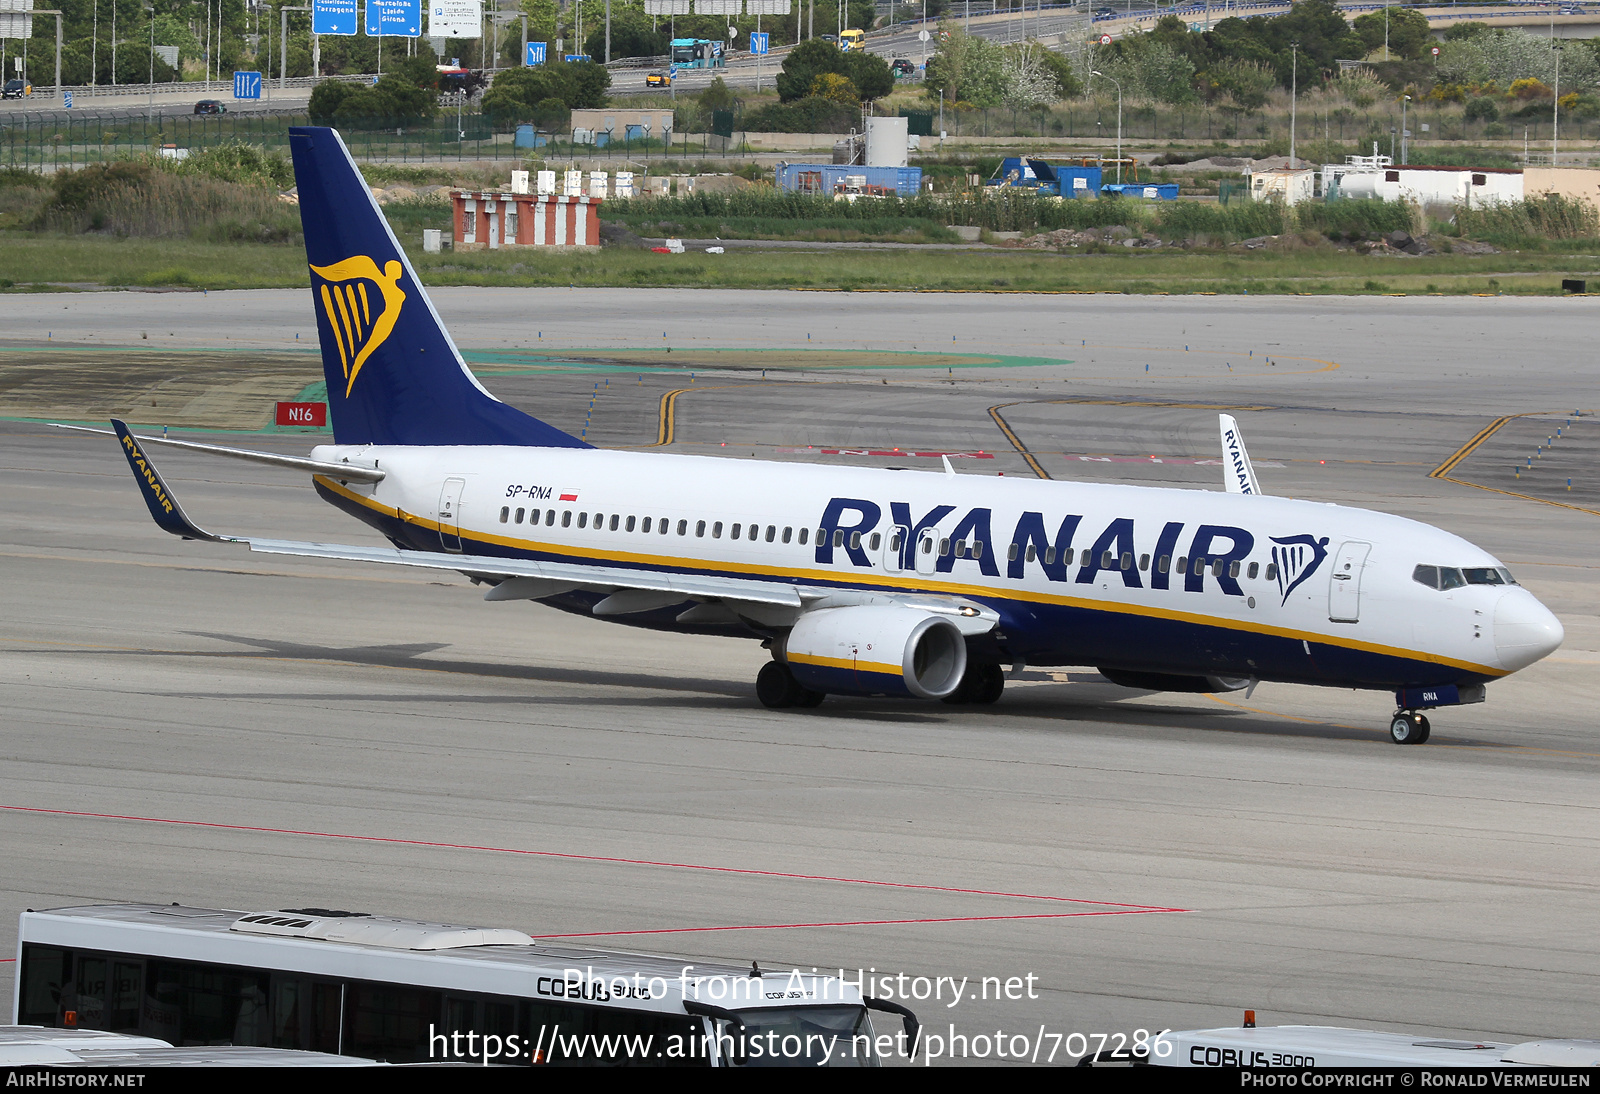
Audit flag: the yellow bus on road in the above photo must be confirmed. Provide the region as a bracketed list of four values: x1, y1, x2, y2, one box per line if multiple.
[839, 28, 865, 50]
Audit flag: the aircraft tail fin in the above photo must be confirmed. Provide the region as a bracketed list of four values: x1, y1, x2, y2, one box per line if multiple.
[1219, 413, 1264, 495]
[288, 126, 588, 450]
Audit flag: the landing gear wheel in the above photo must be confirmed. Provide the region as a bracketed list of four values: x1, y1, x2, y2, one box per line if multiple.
[757, 661, 798, 709]
[971, 663, 1005, 705]
[1389, 711, 1428, 745]
[793, 687, 826, 708]
[941, 662, 1004, 705]
[939, 676, 972, 705]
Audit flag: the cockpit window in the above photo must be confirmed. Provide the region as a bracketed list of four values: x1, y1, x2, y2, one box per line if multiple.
[1416, 565, 1516, 590]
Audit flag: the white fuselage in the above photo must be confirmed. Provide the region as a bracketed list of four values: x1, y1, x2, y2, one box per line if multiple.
[310, 444, 1563, 690]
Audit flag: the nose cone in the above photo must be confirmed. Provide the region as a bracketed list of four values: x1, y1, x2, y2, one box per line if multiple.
[1494, 589, 1565, 672]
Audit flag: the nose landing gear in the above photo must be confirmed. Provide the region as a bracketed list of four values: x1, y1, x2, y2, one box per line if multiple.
[1389, 711, 1431, 745]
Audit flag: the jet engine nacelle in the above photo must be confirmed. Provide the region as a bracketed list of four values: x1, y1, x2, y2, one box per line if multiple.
[1097, 667, 1251, 693]
[781, 605, 968, 699]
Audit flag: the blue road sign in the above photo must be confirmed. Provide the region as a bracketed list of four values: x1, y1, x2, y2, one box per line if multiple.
[233, 71, 262, 99]
[366, 0, 421, 37]
[62, 90, 72, 108]
[751, 32, 768, 55]
[564, 54, 591, 63]
[526, 42, 546, 66]
[311, 0, 358, 35]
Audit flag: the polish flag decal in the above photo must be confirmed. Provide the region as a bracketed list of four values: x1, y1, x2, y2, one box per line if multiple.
[559, 491, 579, 502]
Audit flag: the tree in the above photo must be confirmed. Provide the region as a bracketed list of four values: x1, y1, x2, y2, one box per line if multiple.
[811, 72, 859, 104]
[775, 38, 894, 102]
[480, 59, 611, 120]
[1352, 8, 1431, 62]
[584, 8, 669, 60]
[699, 76, 738, 112]
[924, 25, 1007, 107]
[309, 72, 438, 124]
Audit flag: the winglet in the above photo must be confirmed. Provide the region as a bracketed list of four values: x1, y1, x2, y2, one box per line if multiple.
[1219, 413, 1263, 495]
[110, 419, 224, 541]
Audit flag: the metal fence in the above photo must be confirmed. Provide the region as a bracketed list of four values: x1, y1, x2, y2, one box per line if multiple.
[0, 109, 755, 170]
[1, 103, 1582, 171]
[944, 102, 1597, 147]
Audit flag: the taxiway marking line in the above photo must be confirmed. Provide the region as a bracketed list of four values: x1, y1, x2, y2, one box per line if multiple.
[0, 805, 1185, 912]
[542, 909, 1182, 939]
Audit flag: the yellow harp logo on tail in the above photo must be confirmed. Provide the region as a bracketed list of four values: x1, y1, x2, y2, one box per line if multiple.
[310, 256, 406, 397]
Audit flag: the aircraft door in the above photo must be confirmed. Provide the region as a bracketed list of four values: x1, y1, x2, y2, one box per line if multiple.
[1328, 540, 1372, 623]
[915, 528, 939, 576]
[439, 478, 466, 552]
[883, 525, 910, 573]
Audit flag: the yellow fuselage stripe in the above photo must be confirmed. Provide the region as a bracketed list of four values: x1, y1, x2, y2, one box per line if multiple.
[314, 477, 1506, 679]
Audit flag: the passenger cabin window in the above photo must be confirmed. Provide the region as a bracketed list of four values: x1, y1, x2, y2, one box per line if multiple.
[695, 521, 706, 537]
[626, 516, 636, 532]
[516, 508, 525, 524]
[500, 507, 510, 523]
[783, 527, 793, 544]
[578, 513, 588, 529]
[1265, 563, 1278, 581]
[1248, 562, 1259, 579]
[562, 510, 572, 527]
[545, 510, 555, 525]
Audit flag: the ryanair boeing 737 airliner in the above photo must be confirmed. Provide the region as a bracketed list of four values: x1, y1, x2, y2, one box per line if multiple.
[94, 127, 1564, 745]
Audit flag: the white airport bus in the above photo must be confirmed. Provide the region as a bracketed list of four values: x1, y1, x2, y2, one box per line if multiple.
[14, 903, 917, 1067]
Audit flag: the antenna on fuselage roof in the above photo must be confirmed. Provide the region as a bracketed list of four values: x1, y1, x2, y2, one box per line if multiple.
[1219, 413, 1265, 495]
[941, 455, 957, 476]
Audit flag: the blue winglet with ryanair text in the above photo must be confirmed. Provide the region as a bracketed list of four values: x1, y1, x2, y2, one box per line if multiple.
[111, 419, 223, 541]
[287, 126, 589, 449]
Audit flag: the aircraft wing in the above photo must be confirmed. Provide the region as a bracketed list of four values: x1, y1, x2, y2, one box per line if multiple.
[242, 536, 806, 609]
[106, 418, 997, 633]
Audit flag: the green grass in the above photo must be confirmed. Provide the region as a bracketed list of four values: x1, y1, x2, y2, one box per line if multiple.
[3, 231, 1597, 295]
[0, 235, 311, 289]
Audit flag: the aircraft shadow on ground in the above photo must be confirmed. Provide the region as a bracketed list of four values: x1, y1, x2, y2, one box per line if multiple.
[39, 630, 1433, 744]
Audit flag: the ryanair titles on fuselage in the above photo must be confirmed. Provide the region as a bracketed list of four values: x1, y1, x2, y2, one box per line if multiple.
[815, 496, 1327, 603]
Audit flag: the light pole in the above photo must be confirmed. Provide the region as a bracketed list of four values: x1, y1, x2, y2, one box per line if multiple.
[1401, 93, 1409, 164]
[1091, 69, 1122, 183]
[1553, 40, 1561, 163]
[1289, 41, 1297, 167]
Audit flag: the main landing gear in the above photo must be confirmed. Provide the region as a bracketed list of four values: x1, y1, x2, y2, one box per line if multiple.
[1389, 710, 1431, 745]
[940, 662, 1005, 706]
[756, 661, 826, 710]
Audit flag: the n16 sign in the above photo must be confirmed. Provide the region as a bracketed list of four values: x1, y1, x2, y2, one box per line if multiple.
[526, 41, 547, 65]
[750, 31, 768, 55]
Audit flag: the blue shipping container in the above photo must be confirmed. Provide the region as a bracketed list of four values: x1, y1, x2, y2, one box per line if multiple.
[1102, 182, 1180, 201]
[775, 163, 923, 198]
[513, 125, 548, 149]
[986, 159, 1101, 198]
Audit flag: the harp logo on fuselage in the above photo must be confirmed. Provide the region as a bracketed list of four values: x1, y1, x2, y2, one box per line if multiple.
[310, 255, 406, 397]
